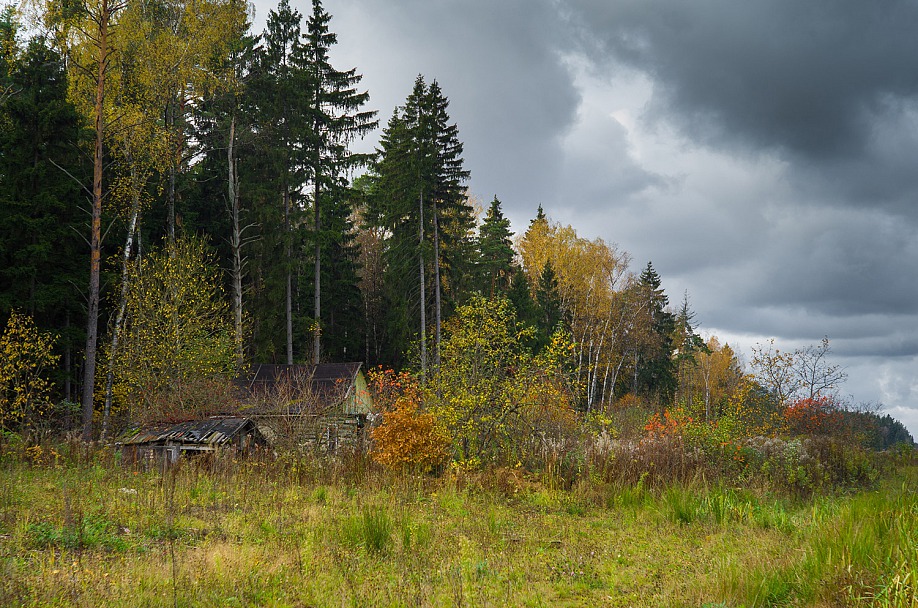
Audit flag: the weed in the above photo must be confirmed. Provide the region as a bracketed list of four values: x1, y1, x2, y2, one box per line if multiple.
[340, 505, 392, 554]
[663, 485, 700, 525]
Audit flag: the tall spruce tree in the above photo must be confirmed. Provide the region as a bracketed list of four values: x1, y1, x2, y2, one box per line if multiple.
[635, 261, 677, 408]
[367, 76, 471, 372]
[425, 80, 472, 364]
[302, 0, 376, 363]
[476, 196, 515, 296]
[249, 0, 311, 363]
[535, 261, 562, 345]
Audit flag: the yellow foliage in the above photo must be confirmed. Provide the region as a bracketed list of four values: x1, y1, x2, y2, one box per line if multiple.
[517, 212, 637, 409]
[371, 397, 450, 473]
[107, 237, 237, 423]
[429, 296, 579, 467]
[0, 311, 59, 430]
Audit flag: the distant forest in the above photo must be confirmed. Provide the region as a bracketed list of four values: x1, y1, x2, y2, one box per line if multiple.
[0, 0, 911, 450]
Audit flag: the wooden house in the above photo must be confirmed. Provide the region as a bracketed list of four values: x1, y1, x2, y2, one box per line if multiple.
[118, 416, 267, 466]
[237, 362, 374, 451]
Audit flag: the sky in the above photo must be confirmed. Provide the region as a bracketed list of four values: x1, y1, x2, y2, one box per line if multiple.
[250, 0, 918, 438]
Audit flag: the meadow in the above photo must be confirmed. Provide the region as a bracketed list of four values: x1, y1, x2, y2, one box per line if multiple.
[1, 441, 916, 607]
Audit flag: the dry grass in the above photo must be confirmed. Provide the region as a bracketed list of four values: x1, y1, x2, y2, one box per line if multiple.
[0, 445, 915, 607]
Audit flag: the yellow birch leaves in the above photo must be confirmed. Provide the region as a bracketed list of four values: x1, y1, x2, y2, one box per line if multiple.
[0, 311, 59, 429]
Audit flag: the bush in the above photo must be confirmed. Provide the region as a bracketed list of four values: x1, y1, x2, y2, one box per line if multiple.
[0, 311, 58, 431]
[371, 397, 450, 474]
[742, 435, 878, 494]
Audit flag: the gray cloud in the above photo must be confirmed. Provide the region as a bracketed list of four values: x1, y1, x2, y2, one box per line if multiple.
[322, 0, 583, 215]
[250, 0, 918, 437]
[566, 0, 918, 160]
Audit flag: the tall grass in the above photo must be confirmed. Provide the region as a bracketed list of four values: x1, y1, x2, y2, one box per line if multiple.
[0, 443, 914, 607]
[719, 466, 918, 606]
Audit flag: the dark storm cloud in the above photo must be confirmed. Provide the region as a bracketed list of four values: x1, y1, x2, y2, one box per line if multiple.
[566, 0, 918, 161]
[322, 0, 584, 216]
[554, 0, 918, 357]
[251, 0, 918, 435]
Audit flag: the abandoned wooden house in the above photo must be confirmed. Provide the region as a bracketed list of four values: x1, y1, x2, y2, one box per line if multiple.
[237, 362, 374, 451]
[118, 417, 267, 466]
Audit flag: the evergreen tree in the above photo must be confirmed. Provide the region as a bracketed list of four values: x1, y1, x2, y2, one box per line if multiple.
[0, 33, 87, 402]
[671, 291, 707, 409]
[635, 262, 677, 407]
[302, 0, 376, 363]
[425, 80, 473, 358]
[535, 261, 562, 346]
[248, 0, 312, 363]
[476, 196, 515, 296]
[366, 76, 472, 371]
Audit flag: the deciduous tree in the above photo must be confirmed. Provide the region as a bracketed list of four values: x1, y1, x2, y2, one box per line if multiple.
[107, 237, 237, 425]
[0, 312, 59, 430]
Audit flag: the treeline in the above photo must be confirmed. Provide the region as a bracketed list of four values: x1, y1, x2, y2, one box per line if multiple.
[0, 1, 912, 451]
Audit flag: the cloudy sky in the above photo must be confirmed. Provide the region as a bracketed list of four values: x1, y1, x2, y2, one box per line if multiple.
[252, 0, 918, 437]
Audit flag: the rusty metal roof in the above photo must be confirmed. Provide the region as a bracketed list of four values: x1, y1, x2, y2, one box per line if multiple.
[119, 417, 261, 446]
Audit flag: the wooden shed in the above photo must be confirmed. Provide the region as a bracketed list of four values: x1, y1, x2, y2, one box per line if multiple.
[238, 362, 374, 451]
[118, 417, 267, 466]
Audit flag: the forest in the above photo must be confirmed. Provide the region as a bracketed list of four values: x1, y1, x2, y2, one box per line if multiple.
[0, 0, 911, 450]
[2, 0, 918, 605]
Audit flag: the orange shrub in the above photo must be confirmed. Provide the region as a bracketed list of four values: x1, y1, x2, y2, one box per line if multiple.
[371, 400, 450, 473]
[784, 396, 838, 435]
[366, 367, 416, 411]
[644, 408, 693, 439]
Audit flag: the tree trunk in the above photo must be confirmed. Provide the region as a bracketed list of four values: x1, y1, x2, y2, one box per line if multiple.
[81, 0, 111, 442]
[419, 190, 426, 379]
[432, 197, 441, 368]
[284, 185, 293, 364]
[313, 167, 321, 364]
[227, 115, 244, 368]
[64, 311, 71, 403]
[101, 158, 140, 441]
[166, 99, 176, 243]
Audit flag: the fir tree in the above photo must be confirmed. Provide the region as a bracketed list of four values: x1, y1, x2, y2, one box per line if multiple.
[302, 0, 376, 363]
[476, 196, 515, 296]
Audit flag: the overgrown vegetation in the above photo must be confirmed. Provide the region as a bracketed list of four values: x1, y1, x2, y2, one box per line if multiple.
[0, 441, 915, 607]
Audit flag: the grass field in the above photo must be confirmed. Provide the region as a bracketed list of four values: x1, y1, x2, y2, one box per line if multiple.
[1, 445, 916, 607]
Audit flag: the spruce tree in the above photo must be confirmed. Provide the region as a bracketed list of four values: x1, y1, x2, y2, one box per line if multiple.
[302, 0, 376, 363]
[534, 261, 562, 352]
[249, 0, 311, 363]
[635, 262, 677, 408]
[476, 196, 515, 296]
[367, 76, 471, 371]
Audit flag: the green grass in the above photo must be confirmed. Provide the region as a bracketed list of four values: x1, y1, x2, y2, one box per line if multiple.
[0, 450, 915, 607]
